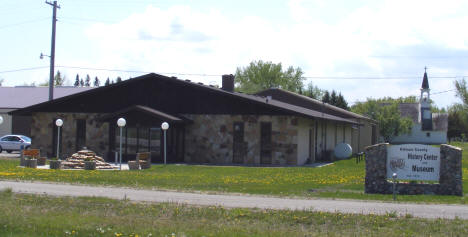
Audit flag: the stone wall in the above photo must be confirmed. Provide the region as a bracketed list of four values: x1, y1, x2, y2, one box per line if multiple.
[365, 143, 463, 196]
[31, 112, 109, 158]
[184, 115, 301, 165]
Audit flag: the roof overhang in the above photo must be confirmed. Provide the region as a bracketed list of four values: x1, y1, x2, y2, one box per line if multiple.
[99, 105, 192, 125]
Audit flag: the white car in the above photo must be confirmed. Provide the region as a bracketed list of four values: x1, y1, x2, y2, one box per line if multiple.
[0, 135, 32, 153]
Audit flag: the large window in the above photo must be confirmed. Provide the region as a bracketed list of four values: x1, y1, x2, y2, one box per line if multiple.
[150, 128, 161, 154]
[114, 126, 161, 161]
[127, 127, 138, 154]
[139, 127, 150, 152]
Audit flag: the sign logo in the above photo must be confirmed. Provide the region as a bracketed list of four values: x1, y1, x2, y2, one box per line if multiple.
[389, 158, 405, 172]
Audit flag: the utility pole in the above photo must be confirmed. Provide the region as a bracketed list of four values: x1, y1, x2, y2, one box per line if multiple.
[46, 1, 60, 101]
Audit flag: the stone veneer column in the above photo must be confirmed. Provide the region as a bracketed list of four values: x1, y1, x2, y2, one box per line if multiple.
[439, 144, 463, 196]
[365, 143, 390, 194]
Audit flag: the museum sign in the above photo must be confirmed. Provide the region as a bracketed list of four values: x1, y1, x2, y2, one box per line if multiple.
[387, 144, 440, 181]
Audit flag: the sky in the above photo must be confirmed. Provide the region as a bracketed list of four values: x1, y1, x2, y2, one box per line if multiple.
[1, 0, 468, 108]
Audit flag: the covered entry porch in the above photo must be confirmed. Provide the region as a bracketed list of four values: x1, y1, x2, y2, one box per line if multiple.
[102, 105, 191, 163]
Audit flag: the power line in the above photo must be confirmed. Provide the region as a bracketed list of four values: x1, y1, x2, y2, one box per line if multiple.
[304, 76, 457, 80]
[1, 65, 467, 82]
[56, 66, 222, 77]
[0, 17, 49, 30]
[60, 16, 119, 24]
[432, 89, 456, 95]
[0, 66, 49, 74]
[349, 89, 456, 105]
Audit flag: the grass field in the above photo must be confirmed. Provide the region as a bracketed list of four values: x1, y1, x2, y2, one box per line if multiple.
[1, 189, 467, 237]
[0, 142, 466, 204]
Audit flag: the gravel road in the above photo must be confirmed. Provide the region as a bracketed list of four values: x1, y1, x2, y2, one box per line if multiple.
[1, 180, 467, 219]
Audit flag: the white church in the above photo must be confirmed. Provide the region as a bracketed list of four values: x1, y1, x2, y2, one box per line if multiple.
[390, 70, 448, 144]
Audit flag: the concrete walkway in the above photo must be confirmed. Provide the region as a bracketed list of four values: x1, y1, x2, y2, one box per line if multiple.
[1, 180, 467, 220]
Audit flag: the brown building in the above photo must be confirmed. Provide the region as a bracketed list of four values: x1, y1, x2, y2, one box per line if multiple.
[256, 89, 377, 156]
[11, 73, 374, 165]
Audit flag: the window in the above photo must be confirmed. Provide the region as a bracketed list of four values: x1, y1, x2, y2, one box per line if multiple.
[149, 128, 161, 154]
[127, 127, 138, 154]
[138, 127, 149, 152]
[76, 119, 86, 150]
[426, 132, 431, 137]
[11, 136, 21, 142]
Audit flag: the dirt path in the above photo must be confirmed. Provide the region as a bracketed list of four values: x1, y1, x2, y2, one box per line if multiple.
[1, 180, 467, 219]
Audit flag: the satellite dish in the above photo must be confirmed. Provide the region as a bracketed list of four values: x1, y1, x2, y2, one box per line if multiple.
[334, 143, 352, 159]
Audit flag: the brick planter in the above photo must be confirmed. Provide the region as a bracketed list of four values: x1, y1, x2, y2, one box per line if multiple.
[49, 160, 62, 170]
[84, 161, 96, 170]
[128, 161, 140, 170]
[37, 157, 47, 166]
[139, 161, 151, 169]
[25, 159, 37, 168]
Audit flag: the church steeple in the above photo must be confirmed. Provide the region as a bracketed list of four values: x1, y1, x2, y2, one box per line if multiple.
[420, 67, 432, 130]
[421, 67, 429, 89]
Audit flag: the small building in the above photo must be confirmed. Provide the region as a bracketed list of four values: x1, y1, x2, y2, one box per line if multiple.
[256, 88, 378, 159]
[11, 73, 374, 165]
[0, 86, 91, 137]
[390, 71, 448, 144]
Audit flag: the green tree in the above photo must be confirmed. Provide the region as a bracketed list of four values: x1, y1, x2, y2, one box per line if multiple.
[447, 78, 468, 141]
[39, 71, 66, 86]
[235, 60, 304, 94]
[322, 91, 330, 104]
[54, 70, 66, 86]
[80, 78, 84, 87]
[303, 81, 324, 100]
[105, 78, 110, 86]
[447, 104, 468, 141]
[330, 90, 337, 105]
[455, 78, 468, 107]
[336, 93, 349, 110]
[85, 75, 91, 87]
[74, 74, 80, 87]
[0, 78, 3, 86]
[94, 77, 100, 87]
[116, 77, 122, 83]
[352, 99, 413, 142]
[378, 96, 418, 104]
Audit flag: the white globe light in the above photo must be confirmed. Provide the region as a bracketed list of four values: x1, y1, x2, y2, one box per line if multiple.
[161, 122, 169, 130]
[0, 115, 3, 125]
[117, 118, 126, 127]
[117, 118, 127, 127]
[55, 119, 63, 127]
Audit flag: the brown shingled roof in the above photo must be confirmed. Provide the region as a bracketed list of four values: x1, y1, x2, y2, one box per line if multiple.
[398, 103, 420, 123]
[256, 88, 375, 123]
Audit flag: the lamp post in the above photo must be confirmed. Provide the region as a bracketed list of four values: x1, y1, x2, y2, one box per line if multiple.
[55, 119, 63, 159]
[392, 172, 398, 201]
[117, 118, 126, 170]
[161, 122, 169, 165]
